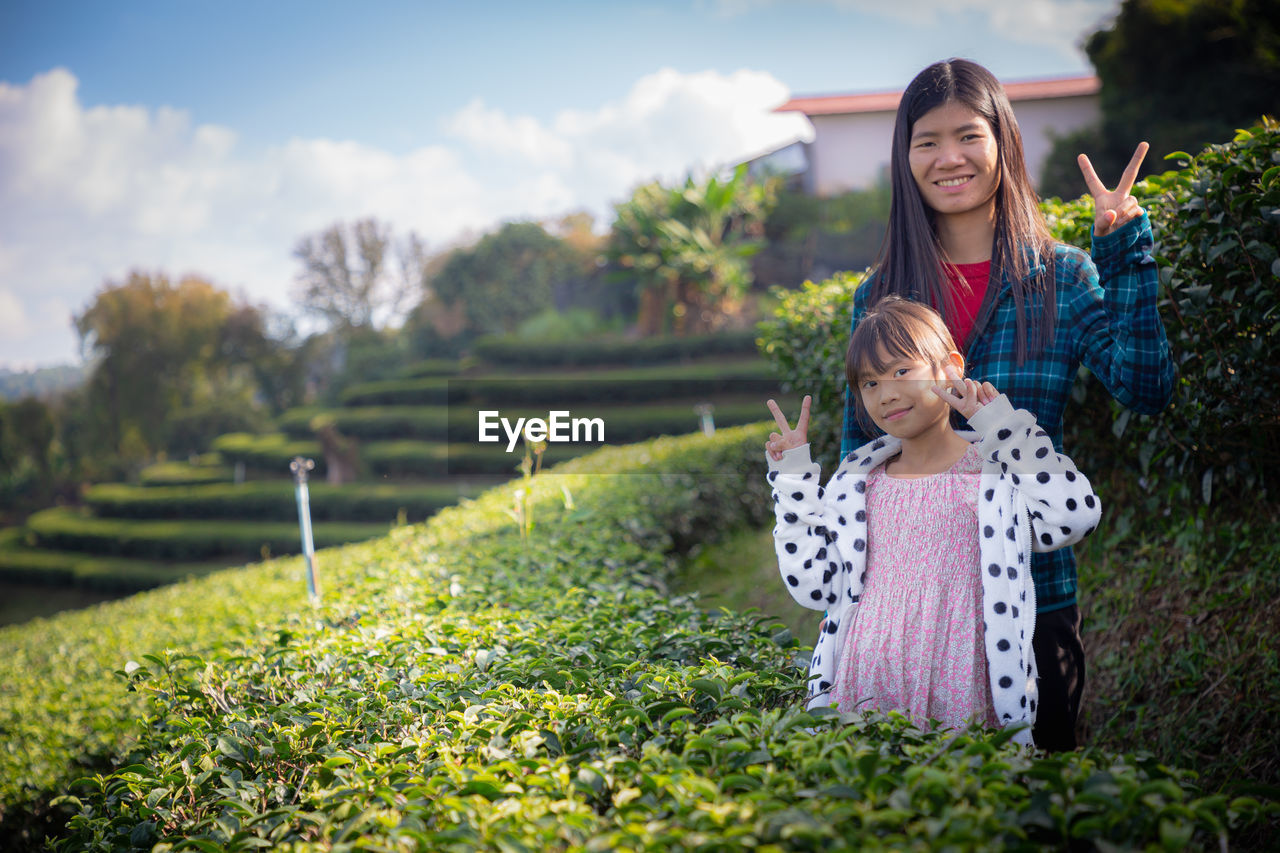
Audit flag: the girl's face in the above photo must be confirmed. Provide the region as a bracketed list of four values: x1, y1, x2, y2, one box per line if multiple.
[857, 351, 954, 441]
[908, 101, 1001, 220]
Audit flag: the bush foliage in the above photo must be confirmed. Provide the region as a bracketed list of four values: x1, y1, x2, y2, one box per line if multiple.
[83, 481, 470, 523]
[470, 329, 758, 368]
[0, 426, 1274, 849]
[24, 508, 389, 561]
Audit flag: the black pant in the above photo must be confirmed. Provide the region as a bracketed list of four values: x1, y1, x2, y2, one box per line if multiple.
[1031, 604, 1085, 752]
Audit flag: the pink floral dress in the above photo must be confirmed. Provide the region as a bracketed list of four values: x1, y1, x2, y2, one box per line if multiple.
[829, 442, 999, 730]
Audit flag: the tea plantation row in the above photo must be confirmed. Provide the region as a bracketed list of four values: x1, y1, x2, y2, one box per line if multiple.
[1, 425, 1272, 850]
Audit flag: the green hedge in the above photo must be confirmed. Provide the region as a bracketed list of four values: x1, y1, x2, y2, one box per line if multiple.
[25, 508, 390, 561]
[211, 432, 324, 476]
[0, 425, 1273, 850]
[222, 401, 778, 477]
[276, 405, 451, 441]
[137, 460, 235, 487]
[398, 358, 462, 379]
[1043, 119, 1279, 500]
[471, 329, 759, 367]
[336, 359, 778, 409]
[83, 481, 473, 523]
[338, 377, 460, 407]
[0, 547, 231, 593]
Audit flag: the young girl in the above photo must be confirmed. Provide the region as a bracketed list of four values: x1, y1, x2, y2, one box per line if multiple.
[840, 59, 1174, 750]
[767, 296, 1102, 744]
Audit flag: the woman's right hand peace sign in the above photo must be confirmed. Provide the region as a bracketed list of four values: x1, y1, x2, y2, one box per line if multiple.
[1078, 141, 1148, 238]
[766, 395, 811, 461]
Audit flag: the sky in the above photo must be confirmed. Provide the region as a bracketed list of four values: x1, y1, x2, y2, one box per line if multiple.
[0, 0, 1122, 369]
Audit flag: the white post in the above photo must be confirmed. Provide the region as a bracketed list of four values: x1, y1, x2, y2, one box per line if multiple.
[694, 402, 716, 436]
[290, 456, 319, 602]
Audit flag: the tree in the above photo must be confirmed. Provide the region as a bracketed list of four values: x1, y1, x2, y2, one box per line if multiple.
[1040, 0, 1280, 198]
[74, 272, 268, 459]
[427, 221, 588, 336]
[607, 165, 775, 335]
[293, 218, 423, 335]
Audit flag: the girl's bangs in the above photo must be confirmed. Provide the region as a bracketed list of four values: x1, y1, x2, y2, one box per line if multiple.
[850, 317, 941, 381]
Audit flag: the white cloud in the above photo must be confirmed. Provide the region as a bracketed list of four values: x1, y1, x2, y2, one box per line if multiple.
[0, 66, 808, 368]
[447, 67, 811, 211]
[0, 287, 29, 338]
[709, 0, 1120, 57]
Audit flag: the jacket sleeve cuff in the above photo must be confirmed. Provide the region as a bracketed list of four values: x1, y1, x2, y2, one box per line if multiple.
[766, 443, 814, 475]
[1091, 210, 1152, 272]
[965, 394, 1016, 437]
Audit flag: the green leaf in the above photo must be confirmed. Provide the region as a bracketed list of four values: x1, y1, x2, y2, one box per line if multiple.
[1207, 239, 1236, 264]
[216, 736, 247, 763]
[661, 706, 695, 724]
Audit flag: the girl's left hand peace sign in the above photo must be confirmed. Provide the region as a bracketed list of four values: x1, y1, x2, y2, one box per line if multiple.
[1078, 141, 1148, 238]
[931, 366, 998, 420]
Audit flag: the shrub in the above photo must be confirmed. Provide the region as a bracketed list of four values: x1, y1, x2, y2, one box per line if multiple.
[1, 425, 1272, 850]
[338, 377, 460, 408]
[338, 359, 776, 409]
[471, 330, 759, 368]
[137, 461, 234, 487]
[211, 433, 325, 476]
[275, 406, 451, 441]
[398, 358, 463, 379]
[25, 508, 388, 561]
[755, 271, 864, 470]
[1134, 118, 1280, 499]
[84, 481, 470, 523]
[0, 547, 228, 592]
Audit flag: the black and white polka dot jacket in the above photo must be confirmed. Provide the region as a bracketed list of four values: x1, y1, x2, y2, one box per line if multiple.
[767, 395, 1101, 744]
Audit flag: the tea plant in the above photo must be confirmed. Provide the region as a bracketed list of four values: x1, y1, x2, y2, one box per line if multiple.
[0, 426, 1273, 850]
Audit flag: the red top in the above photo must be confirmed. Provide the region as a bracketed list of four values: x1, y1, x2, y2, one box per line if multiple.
[944, 260, 991, 350]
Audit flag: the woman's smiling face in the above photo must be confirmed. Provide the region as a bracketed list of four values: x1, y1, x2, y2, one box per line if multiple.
[908, 100, 1001, 220]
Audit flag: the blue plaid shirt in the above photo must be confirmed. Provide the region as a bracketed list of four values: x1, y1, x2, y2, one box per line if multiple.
[841, 213, 1175, 613]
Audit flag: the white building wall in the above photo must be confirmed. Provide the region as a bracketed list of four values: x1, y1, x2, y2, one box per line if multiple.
[806, 94, 1100, 195]
[1010, 95, 1101, 186]
[808, 112, 897, 195]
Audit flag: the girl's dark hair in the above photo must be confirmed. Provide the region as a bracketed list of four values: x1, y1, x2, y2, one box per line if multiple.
[845, 296, 958, 434]
[871, 57, 1057, 361]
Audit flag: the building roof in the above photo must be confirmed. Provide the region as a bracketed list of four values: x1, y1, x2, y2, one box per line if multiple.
[775, 75, 1100, 116]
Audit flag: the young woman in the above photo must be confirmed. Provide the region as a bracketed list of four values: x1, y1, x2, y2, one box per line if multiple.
[838, 59, 1174, 751]
[766, 297, 1101, 744]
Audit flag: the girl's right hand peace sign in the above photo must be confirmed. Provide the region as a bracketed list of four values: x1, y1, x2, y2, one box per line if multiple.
[1078, 141, 1148, 238]
[766, 395, 811, 461]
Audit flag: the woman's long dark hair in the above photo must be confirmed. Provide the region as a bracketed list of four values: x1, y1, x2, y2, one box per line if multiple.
[871, 58, 1057, 361]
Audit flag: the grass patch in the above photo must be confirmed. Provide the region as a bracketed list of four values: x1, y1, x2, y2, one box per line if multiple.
[674, 524, 817, 641]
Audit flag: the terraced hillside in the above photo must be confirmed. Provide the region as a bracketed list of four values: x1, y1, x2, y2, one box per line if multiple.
[0, 331, 788, 620]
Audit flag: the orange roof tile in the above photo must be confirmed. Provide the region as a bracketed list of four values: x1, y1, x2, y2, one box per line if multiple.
[776, 75, 1100, 116]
